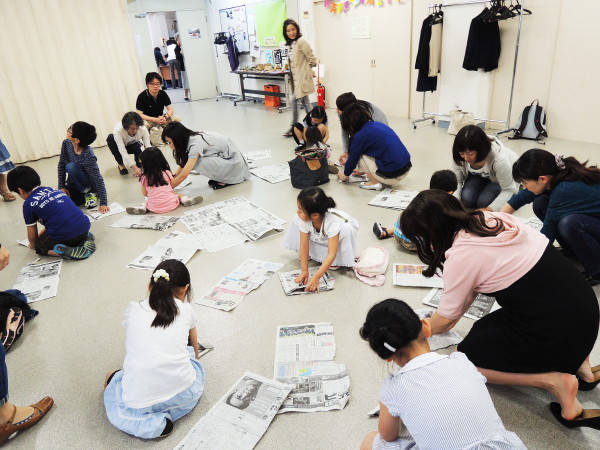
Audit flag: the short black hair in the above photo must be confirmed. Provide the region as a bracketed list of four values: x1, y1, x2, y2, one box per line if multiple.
[71, 121, 97, 147]
[451, 125, 491, 165]
[145, 72, 163, 85]
[121, 111, 144, 129]
[7, 165, 41, 193]
[429, 170, 458, 193]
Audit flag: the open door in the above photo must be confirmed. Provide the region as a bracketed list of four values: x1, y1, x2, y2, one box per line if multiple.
[176, 9, 218, 100]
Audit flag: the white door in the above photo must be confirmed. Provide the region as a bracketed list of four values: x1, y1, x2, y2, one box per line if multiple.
[176, 9, 218, 100]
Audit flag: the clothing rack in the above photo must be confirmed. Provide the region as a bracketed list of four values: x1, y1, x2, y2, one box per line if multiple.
[412, 0, 527, 137]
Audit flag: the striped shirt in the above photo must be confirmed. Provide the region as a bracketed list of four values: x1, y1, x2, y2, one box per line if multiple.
[379, 352, 526, 449]
[58, 139, 108, 206]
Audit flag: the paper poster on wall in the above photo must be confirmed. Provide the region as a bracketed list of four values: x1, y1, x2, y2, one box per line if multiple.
[219, 5, 250, 52]
[187, 28, 201, 39]
[250, 41, 261, 58]
[247, 14, 256, 35]
[265, 49, 273, 65]
[255, 0, 287, 47]
[352, 16, 370, 39]
[274, 50, 281, 66]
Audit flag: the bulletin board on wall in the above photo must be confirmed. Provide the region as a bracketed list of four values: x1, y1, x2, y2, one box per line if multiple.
[255, 0, 287, 47]
[219, 5, 250, 53]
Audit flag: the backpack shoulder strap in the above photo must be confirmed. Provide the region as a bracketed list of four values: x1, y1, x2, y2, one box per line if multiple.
[510, 105, 532, 139]
[533, 105, 548, 139]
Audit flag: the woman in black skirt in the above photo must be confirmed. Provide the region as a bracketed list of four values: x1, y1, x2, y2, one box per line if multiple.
[400, 190, 600, 429]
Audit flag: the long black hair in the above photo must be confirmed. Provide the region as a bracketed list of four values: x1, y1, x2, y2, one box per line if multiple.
[451, 125, 492, 165]
[400, 190, 504, 277]
[297, 186, 335, 217]
[162, 122, 209, 168]
[359, 299, 422, 360]
[140, 147, 171, 187]
[148, 260, 192, 328]
[512, 148, 600, 190]
[283, 19, 302, 46]
[339, 102, 373, 135]
[335, 92, 375, 115]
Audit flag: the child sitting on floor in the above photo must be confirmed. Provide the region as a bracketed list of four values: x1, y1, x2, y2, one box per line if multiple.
[292, 105, 329, 151]
[373, 170, 457, 251]
[282, 187, 359, 292]
[58, 121, 110, 212]
[8, 166, 95, 260]
[103, 260, 205, 439]
[126, 147, 203, 215]
[359, 298, 526, 450]
[302, 127, 339, 175]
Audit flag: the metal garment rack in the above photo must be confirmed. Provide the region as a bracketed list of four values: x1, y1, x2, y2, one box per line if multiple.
[412, 0, 526, 137]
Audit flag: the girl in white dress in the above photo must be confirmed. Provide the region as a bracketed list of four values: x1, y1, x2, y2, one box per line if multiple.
[359, 299, 526, 450]
[282, 187, 359, 292]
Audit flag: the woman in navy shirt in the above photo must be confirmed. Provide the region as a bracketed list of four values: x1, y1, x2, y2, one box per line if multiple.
[337, 103, 411, 191]
[501, 149, 600, 286]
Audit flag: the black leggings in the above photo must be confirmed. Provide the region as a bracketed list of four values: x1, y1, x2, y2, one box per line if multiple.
[106, 134, 142, 167]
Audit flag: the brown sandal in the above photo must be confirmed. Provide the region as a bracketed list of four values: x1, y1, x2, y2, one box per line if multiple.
[0, 191, 15, 202]
[0, 397, 54, 444]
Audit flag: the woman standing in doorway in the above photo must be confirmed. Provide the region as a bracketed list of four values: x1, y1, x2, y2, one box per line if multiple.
[282, 19, 317, 138]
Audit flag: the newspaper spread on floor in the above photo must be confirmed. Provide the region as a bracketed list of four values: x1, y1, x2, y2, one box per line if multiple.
[519, 217, 543, 231]
[111, 215, 180, 231]
[414, 309, 463, 350]
[274, 322, 350, 414]
[87, 202, 126, 221]
[244, 150, 272, 161]
[198, 259, 284, 311]
[12, 260, 62, 303]
[180, 197, 286, 253]
[422, 288, 500, 320]
[173, 372, 293, 450]
[250, 164, 291, 184]
[127, 231, 203, 270]
[392, 263, 444, 288]
[279, 267, 335, 295]
[368, 189, 418, 211]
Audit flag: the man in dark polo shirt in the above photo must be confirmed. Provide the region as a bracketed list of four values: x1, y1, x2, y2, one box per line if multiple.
[135, 72, 180, 145]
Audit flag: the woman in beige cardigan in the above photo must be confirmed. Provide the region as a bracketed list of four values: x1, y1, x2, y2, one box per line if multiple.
[283, 19, 318, 137]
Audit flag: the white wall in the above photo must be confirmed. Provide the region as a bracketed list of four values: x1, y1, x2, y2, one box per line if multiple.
[313, 1, 413, 116]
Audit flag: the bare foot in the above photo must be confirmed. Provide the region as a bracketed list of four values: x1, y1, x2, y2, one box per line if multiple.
[548, 372, 582, 420]
[577, 357, 595, 382]
[104, 369, 121, 389]
[0, 403, 35, 424]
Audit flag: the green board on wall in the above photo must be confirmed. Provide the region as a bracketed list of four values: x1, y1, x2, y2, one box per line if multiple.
[255, 0, 287, 47]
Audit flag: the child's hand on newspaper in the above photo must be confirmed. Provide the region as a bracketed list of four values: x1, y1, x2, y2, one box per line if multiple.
[305, 275, 321, 293]
[294, 271, 309, 285]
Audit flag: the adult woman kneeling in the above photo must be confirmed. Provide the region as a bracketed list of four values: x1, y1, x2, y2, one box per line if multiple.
[452, 125, 519, 211]
[337, 103, 411, 191]
[162, 123, 250, 190]
[401, 190, 600, 429]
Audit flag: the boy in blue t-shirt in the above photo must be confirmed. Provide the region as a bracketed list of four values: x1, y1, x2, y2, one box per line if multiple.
[373, 170, 458, 251]
[8, 166, 96, 260]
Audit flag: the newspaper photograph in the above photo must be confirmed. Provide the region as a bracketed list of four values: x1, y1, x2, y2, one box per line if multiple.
[181, 197, 286, 252]
[12, 260, 62, 303]
[244, 150, 272, 161]
[274, 323, 348, 414]
[368, 189, 418, 211]
[519, 216, 543, 231]
[173, 372, 293, 450]
[198, 259, 284, 311]
[415, 309, 463, 350]
[111, 215, 179, 231]
[393, 264, 444, 288]
[279, 267, 335, 295]
[127, 231, 203, 270]
[250, 164, 291, 184]
[422, 288, 500, 320]
[86, 202, 125, 221]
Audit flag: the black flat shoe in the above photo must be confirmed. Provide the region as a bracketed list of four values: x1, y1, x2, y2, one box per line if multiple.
[577, 370, 600, 391]
[550, 402, 600, 429]
[212, 183, 232, 190]
[118, 166, 128, 175]
[372, 222, 392, 240]
[208, 180, 218, 186]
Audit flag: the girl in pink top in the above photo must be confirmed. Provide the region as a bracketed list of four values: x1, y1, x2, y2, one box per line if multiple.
[400, 190, 600, 430]
[126, 147, 202, 215]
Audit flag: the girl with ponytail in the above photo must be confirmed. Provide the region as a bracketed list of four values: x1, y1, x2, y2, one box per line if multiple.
[500, 148, 600, 286]
[359, 298, 526, 450]
[103, 260, 205, 439]
[282, 187, 359, 292]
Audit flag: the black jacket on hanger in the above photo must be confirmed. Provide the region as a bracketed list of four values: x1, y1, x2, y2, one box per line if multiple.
[415, 15, 438, 92]
[463, 9, 501, 72]
[226, 36, 240, 71]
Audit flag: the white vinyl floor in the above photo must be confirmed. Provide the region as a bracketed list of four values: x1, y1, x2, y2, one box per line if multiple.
[1, 97, 599, 449]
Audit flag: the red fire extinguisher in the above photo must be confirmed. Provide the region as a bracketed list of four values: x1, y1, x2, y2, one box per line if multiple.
[317, 64, 325, 107]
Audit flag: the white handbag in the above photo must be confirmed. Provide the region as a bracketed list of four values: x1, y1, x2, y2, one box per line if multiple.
[447, 109, 476, 135]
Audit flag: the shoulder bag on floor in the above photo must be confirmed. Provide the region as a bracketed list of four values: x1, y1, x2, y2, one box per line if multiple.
[289, 148, 330, 189]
